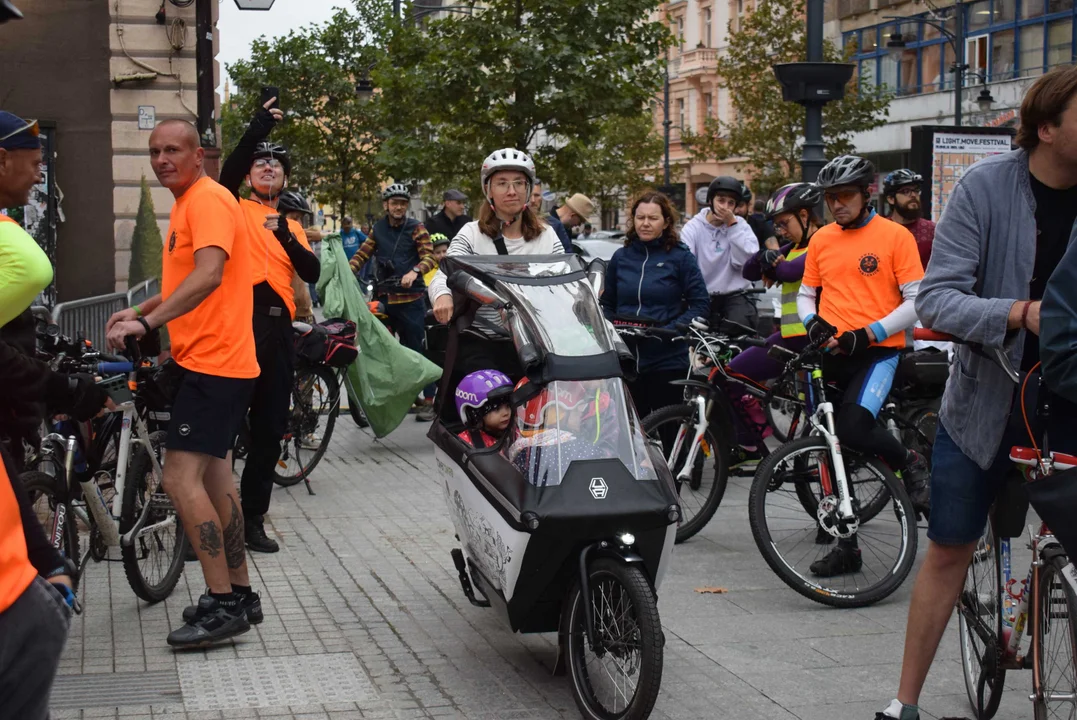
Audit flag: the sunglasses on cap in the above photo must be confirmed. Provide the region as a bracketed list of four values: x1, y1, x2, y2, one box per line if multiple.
[0, 118, 40, 143]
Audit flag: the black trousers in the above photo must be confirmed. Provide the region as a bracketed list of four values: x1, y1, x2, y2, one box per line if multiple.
[627, 368, 687, 421]
[709, 293, 758, 334]
[240, 312, 294, 521]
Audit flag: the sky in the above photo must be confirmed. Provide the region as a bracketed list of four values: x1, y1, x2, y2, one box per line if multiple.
[216, 0, 348, 92]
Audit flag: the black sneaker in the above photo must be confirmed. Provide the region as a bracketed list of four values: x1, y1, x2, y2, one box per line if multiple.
[416, 403, 436, 423]
[730, 446, 765, 474]
[810, 543, 862, 577]
[167, 595, 250, 648]
[245, 522, 279, 554]
[902, 451, 931, 519]
[182, 590, 263, 625]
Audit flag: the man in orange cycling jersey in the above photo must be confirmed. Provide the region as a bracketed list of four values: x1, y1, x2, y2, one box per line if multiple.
[106, 120, 260, 648]
[219, 100, 319, 553]
[797, 154, 931, 577]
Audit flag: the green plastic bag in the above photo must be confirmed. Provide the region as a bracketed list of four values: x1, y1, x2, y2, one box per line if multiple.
[317, 234, 442, 437]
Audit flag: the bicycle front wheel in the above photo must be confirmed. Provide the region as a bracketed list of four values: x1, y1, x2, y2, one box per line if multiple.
[274, 364, 340, 486]
[642, 404, 729, 543]
[120, 431, 187, 602]
[21, 471, 80, 591]
[1033, 548, 1077, 720]
[748, 436, 918, 608]
[957, 521, 1006, 720]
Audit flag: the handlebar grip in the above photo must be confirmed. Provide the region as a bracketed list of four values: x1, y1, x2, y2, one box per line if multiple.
[96, 361, 134, 375]
[913, 328, 957, 342]
[740, 336, 769, 348]
[97, 352, 127, 363]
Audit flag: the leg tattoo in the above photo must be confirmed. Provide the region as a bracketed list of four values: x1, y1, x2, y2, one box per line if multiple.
[197, 520, 222, 558]
[223, 496, 246, 569]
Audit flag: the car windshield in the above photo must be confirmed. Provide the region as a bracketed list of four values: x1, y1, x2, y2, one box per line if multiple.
[503, 378, 657, 487]
[500, 278, 616, 357]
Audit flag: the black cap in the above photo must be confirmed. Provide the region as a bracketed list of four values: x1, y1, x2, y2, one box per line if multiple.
[443, 189, 468, 202]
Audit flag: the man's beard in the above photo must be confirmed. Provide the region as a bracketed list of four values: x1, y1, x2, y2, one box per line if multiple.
[896, 200, 921, 221]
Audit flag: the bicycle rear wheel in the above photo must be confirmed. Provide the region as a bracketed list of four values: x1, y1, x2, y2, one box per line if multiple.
[957, 521, 1006, 720]
[1033, 549, 1077, 720]
[274, 364, 339, 486]
[766, 375, 807, 444]
[120, 431, 187, 602]
[749, 436, 917, 608]
[642, 404, 729, 543]
[21, 471, 80, 591]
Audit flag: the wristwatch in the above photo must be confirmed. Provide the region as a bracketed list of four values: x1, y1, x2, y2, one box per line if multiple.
[137, 317, 153, 335]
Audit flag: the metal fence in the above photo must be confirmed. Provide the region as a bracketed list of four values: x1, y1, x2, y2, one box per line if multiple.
[49, 278, 159, 351]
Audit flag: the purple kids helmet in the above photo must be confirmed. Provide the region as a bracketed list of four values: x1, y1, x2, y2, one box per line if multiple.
[455, 369, 514, 426]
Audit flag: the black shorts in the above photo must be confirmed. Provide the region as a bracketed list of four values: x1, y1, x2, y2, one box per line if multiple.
[166, 370, 255, 459]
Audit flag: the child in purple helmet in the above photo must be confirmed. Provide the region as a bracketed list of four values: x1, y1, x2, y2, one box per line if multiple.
[455, 370, 515, 449]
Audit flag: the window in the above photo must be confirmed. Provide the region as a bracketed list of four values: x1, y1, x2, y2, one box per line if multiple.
[1048, 18, 1074, 66]
[995, 0, 1016, 22]
[1023, 0, 1046, 18]
[967, 35, 989, 75]
[991, 29, 1015, 79]
[1020, 24, 1046, 75]
[880, 52, 899, 90]
[703, 8, 712, 47]
[704, 92, 713, 118]
[677, 98, 685, 134]
[922, 44, 947, 91]
[859, 58, 879, 89]
[677, 17, 685, 44]
[898, 47, 919, 93]
[969, 0, 992, 30]
[1049, 0, 1073, 14]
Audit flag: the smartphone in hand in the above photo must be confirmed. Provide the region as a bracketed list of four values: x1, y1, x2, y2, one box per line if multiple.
[260, 85, 280, 110]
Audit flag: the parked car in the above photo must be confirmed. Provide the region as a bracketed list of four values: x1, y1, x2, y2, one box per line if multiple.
[571, 237, 622, 262]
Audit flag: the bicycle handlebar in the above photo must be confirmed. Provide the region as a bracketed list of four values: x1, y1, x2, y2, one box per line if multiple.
[914, 327, 1020, 384]
[612, 322, 679, 340]
[96, 361, 135, 375]
[912, 328, 955, 343]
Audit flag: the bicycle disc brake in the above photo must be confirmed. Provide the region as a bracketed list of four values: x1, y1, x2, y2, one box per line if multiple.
[817, 495, 859, 539]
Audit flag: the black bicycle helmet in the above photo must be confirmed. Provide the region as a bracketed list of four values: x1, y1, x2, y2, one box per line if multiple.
[251, 142, 291, 176]
[1, 0, 23, 22]
[739, 182, 753, 205]
[766, 182, 823, 220]
[706, 176, 743, 207]
[277, 190, 312, 216]
[882, 168, 923, 197]
[382, 183, 410, 201]
[816, 155, 875, 190]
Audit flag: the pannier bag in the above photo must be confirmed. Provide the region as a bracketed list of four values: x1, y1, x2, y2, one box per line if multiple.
[294, 318, 359, 368]
[899, 348, 949, 397]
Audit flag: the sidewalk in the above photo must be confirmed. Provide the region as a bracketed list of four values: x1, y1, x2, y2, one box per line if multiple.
[51, 418, 1035, 720]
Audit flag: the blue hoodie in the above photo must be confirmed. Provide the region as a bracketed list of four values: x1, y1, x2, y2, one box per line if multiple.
[600, 236, 709, 373]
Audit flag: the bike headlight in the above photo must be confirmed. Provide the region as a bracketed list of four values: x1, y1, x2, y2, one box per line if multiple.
[618, 533, 635, 546]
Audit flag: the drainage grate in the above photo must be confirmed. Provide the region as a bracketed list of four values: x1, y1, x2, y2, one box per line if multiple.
[52, 670, 182, 709]
[177, 652, 376, 711]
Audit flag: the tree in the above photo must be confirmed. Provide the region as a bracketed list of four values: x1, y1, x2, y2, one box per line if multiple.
[547, 113, 664, 226]
[374, 0, 673, 198]
[680, 0, 891, 193]
[224, 5, 386, 216]
[127, 175, 162, 287]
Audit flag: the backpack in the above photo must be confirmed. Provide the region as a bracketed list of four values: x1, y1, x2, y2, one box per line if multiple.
[294, 318, 359, 368]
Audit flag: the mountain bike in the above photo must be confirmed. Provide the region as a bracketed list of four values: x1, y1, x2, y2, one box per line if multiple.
[24, 345, 187, 602]
[748, 332, 919, 608]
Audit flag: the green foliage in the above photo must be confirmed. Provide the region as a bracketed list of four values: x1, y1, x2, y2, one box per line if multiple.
[374, 0, 673, 199]
[224, 5, 388, 216]
[680, 0, 891, 193]
[128, 175, 162, 286]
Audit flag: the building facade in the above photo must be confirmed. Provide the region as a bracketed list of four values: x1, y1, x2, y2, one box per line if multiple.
[0, 0, 221, 300]
[840, 0, 1075, 173]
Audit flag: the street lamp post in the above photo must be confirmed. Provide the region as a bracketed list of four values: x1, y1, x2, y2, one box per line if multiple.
[883, 2, 993, 127]
[663, 62, 672, 188]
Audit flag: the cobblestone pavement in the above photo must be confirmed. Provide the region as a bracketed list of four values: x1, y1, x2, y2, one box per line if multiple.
[51, 417, 1039, 720]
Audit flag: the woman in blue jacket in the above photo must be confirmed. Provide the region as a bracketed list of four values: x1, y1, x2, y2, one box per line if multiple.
[600, 190, 709, 419]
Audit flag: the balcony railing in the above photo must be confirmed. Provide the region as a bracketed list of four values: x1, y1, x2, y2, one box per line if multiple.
[678, 47, 719, 77]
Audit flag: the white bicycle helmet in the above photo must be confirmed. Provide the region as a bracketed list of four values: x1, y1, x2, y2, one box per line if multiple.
[382, 183, 410, 201]
[480, 148, 537, 188]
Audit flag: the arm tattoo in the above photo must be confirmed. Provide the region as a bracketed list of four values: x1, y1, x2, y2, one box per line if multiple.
[222, 496, 246, 570]
[197, 520, 222, 558]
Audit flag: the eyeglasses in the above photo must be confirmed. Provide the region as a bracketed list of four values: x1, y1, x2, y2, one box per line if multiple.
[491, 180, 528, 193]
[0, 119, 40, 143]
[896, 187, 920, 198]
[824, 189, 860, 204]
[773, 217, 795, 232]
[252, 158, 283, 169]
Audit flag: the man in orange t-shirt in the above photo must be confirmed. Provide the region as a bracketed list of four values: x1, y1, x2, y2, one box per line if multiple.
[106, 120, 261, 649]
[219, 100, 319, 554]
[795, 155, 929, 578]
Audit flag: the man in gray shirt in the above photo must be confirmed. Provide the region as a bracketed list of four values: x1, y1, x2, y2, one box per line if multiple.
[876, 66, 1077, 720]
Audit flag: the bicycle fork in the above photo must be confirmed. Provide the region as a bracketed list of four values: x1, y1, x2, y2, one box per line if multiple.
[668, 394, 710, 483]
[811, 401, 857, 525]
